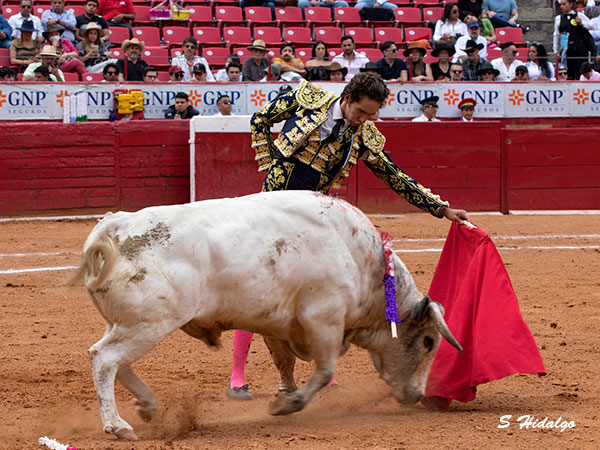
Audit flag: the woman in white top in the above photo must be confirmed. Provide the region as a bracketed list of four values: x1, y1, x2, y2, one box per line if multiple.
[171, 36, 215, 82]
[433, 2, 468, 44]
[525, 42, 555, 81]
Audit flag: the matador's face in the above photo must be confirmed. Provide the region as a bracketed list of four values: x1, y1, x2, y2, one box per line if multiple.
[341, 95, 380, 127]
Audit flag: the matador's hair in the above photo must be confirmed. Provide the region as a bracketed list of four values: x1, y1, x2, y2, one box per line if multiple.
[341, 72, 389, 107]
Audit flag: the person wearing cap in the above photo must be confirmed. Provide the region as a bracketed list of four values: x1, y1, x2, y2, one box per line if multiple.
[171, 36, 215, 82]
[42, 22, 86, 79]
[76, 22, 114, 73]
[433, 2, 468, 44]
[164, 91, 200, 120]
[331, 35, 369, 81]
[213, 94, 233, 116]
[41, 0, 76, 43]
[477, 62, 499, 81]
[431, 42, 455, 81]
[192, 63, 208, 82]
[461, 39, 488, 81]
[168, 65, 184, 82]
[453, 19, 488, 62]
[412, 95, 441, 122]
[243, 39, 269, 82]
[23, 44, 64, 81]
[326, 61, 347, 81]
[116, 37, 147, 82]
[458, 97, 476, 121]
[225, 73, 470, 402]
[404, 41, 433, 82]
[556, 63, 568, 81]
[0, 11, 13, 49]
[8, 0, 44, 41]
[261, 63, 281, 81]
[272, 42, 306, 81]
[513, 64, 529, 81]
[75, 0, 110, 43]
[491, 41, 524, 81]
[9, 19, 42, 69]
[375, 41, 408, 82]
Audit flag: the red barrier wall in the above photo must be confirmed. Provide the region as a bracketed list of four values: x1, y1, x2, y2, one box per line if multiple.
[1, 120, 600, 216]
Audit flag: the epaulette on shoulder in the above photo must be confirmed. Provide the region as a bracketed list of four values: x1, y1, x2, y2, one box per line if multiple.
[295, 80, 336, 110]
[361, 121, 386, 153]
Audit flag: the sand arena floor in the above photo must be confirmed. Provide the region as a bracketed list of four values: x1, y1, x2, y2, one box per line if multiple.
[0, 212, 599, 450]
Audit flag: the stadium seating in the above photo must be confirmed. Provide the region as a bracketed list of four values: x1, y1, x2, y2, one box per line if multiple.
[404, 27, 432, 41]
[223, 26, 253, 49]
[358, 48, 383, 61]
[345, 27, 374, 48]
[275, 7, 306, 28]
[82, 72, 105, 82]
[142, 46, 170, 69]
[215, 6, 246, 28]
[254, 27, 284, 46]
[422, 7, 444, 24]
[374, 27, 404, 46]
[108, 27, 130, 45]
[495, 27, 524, 45]
[193, 27, 225, 48]
[132, 27, 162, 47]
[304, 7, 332, 30]
[394, 8, 423, 27]
[283, 27, 312, 45]
[133, 6, 153, 27]
[162, 27, 193, 46]
[334, 7, 362, 28]
[245, 6, 276, 29]
[202, 46, 231, 68]
[188, 6, 215, 28]
[314, 27, 342, 46]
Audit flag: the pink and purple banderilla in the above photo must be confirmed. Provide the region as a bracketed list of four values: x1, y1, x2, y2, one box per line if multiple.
[381, 232, 400, 338]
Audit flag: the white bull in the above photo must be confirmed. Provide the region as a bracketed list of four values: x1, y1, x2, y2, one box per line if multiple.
[71, 191, 461, 440]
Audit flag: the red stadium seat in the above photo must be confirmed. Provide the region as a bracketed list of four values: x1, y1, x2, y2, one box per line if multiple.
[394, 8, 423, 26]
[254, 27, 283, 46]
[193, 27, 224, 48]
[374, 27, 403, 46]
[111, 48, 124, 59]
[413, 0, 443, 7]
[223, 26, 252, 49]
[108, 27, 131, 45]
[282, 27, 312, 45]
[304, 7, 332, 30]
[314, 27, 342, 46]
[68, 5, 85, 17]
[133, 6, 153, 26]
[169, 46, 183, 58]
[188, 6, 215, 28]
[215, 6, 246, 28]
[344, 27, 374, 48]
[142, 46, 170, 69]
[296, 47, 312, 62]
[202, 46, 231, 67]
[495, 27, 524, 44]
[267, 48, 281, 59]
[63, 72, 80, 82]
[233, 47, 251, 63]
[404, 27, 432, 41]
[244, 6, 276, 29]
[162, 27, 192, 46]
[334, 7, 362, 28]
[157, 71, 170, 81]
[275, 7, 305, 29]
[1, 6, 17, 16]
[422, 7, 444, 24]
[132, 27, 162, 47]
[358, 48, 383, 61]
[82, 72, 105, 82]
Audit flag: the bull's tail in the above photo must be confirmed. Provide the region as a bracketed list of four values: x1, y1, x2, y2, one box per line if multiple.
[68, 235, 119, 290]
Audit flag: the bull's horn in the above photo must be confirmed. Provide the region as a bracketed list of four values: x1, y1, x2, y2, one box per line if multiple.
[429, 302, 463, 354]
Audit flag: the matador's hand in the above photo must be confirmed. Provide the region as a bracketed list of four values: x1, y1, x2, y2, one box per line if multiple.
[441, 207, 471, 225]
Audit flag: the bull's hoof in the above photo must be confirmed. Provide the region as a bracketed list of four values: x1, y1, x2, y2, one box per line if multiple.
[226, 384, 254, 401]
[114, 427, 138, 441]
[134, 398, 157, 421]
[268, 392, 304, 416]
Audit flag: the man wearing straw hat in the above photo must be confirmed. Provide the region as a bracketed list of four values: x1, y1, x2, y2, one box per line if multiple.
[116, 37, 147, 81]
[243, 39, 269, 81]
[23, 44, 64, 81]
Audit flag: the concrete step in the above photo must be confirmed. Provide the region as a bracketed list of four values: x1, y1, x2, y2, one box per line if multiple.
[519, 7, 554, 20]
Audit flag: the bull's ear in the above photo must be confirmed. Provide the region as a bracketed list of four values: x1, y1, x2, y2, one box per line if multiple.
[408, 296, 431, 322]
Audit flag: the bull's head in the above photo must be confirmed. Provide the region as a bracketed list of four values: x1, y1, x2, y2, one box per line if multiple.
[367, 296, 461, 404]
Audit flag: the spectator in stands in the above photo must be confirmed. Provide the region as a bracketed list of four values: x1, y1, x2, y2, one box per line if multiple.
[491, 41, 523, 81]
[579, 60, 600, 79]
[243, 39, 269, 82]
[76, 22, 114, 73]
[449, 62, 464, 80]
[9, 0, 44, 41]
[298, 0, 349, 20]
[525, 42, 555, 81]
[273, 42, 306, 81]
[458, 0, 483, 18]
[214, 94, 233, 116]
[75, 0, 110, 43]
[171, 36, 215, 82]
[261, 62, 281, 81]
[0, 10, 13, 49]
[102, 61, 119, 81]
[116, 37, 147, 81]
[327, 61, 347, 80]
[168, 65, 184, 82]
[585, 0, 599, 19]
[23, 44, 64, 81]
[403, 41, 433, 81]
[42, 22, 86, 80]
[164, 92, 200, 119]
[241, 0, 276, 20]
[215, 54, 241, 82]
[355, 0, 397, 11]
[461, 39, 488, 80]
[477, 61, 499, 80]
[97, 0, 135, 33]
[41, 0, 76, 43]
[0, 65, 15, 80]
[592, 5, 600, 46]
[554, 0, 595, 80]
[332, 35, 369, 81]
[359, 62, 381, 74]
[481, 0, 529, 32]
[433, 3, 468, 45]
[454, 19, 488, 61]
[192, 63, 207, 82]
[431, 41, 455, 80]
[462, 12, 496, 46]
[305, 40, 331, 69]
[458, 97, 476, 121]
[33, 64, 50, 81]
[221, 62, 242, 82]
[142, 65, 158, 82]
[412, 95, 440, 122]
[556, 63, 569, 80]
[375, 40, 408, 82]
[513, 64, 529, 80]
[9, 19, 42, 70]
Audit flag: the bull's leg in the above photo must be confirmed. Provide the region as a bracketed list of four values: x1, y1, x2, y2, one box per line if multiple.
[268, 321, 342, 416]
[89, 323, 173, 440]
[116, 364, 157, 421]
[263, 336, 297, 394]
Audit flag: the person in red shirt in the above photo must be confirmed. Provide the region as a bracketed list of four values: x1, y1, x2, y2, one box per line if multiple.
[97, 0, 135, 34]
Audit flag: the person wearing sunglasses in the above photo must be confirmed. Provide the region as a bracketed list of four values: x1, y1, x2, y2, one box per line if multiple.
[213, 94, 233, 116]
[375, 40, 408, 82]
[171, 36, 214, 82]
[433, 2, 468, 45]
[449, 62, 464, 81]
[412, 95, 441, 122]
[491, 41, 525, 81]
[556, 63, 569, 81]
[476, 61, 500, 81]
[8, 0, 44, 41]
[461, 39, 489, 81]
[164, 91, 200, 120]
[168, 65, 184, 82]
[102, 61, 119, 82]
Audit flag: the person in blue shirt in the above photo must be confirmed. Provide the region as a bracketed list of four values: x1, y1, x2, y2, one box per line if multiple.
[0, 12, 13, 49]
[482, 0, 529, 32]
[41, 0, 77, 42]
